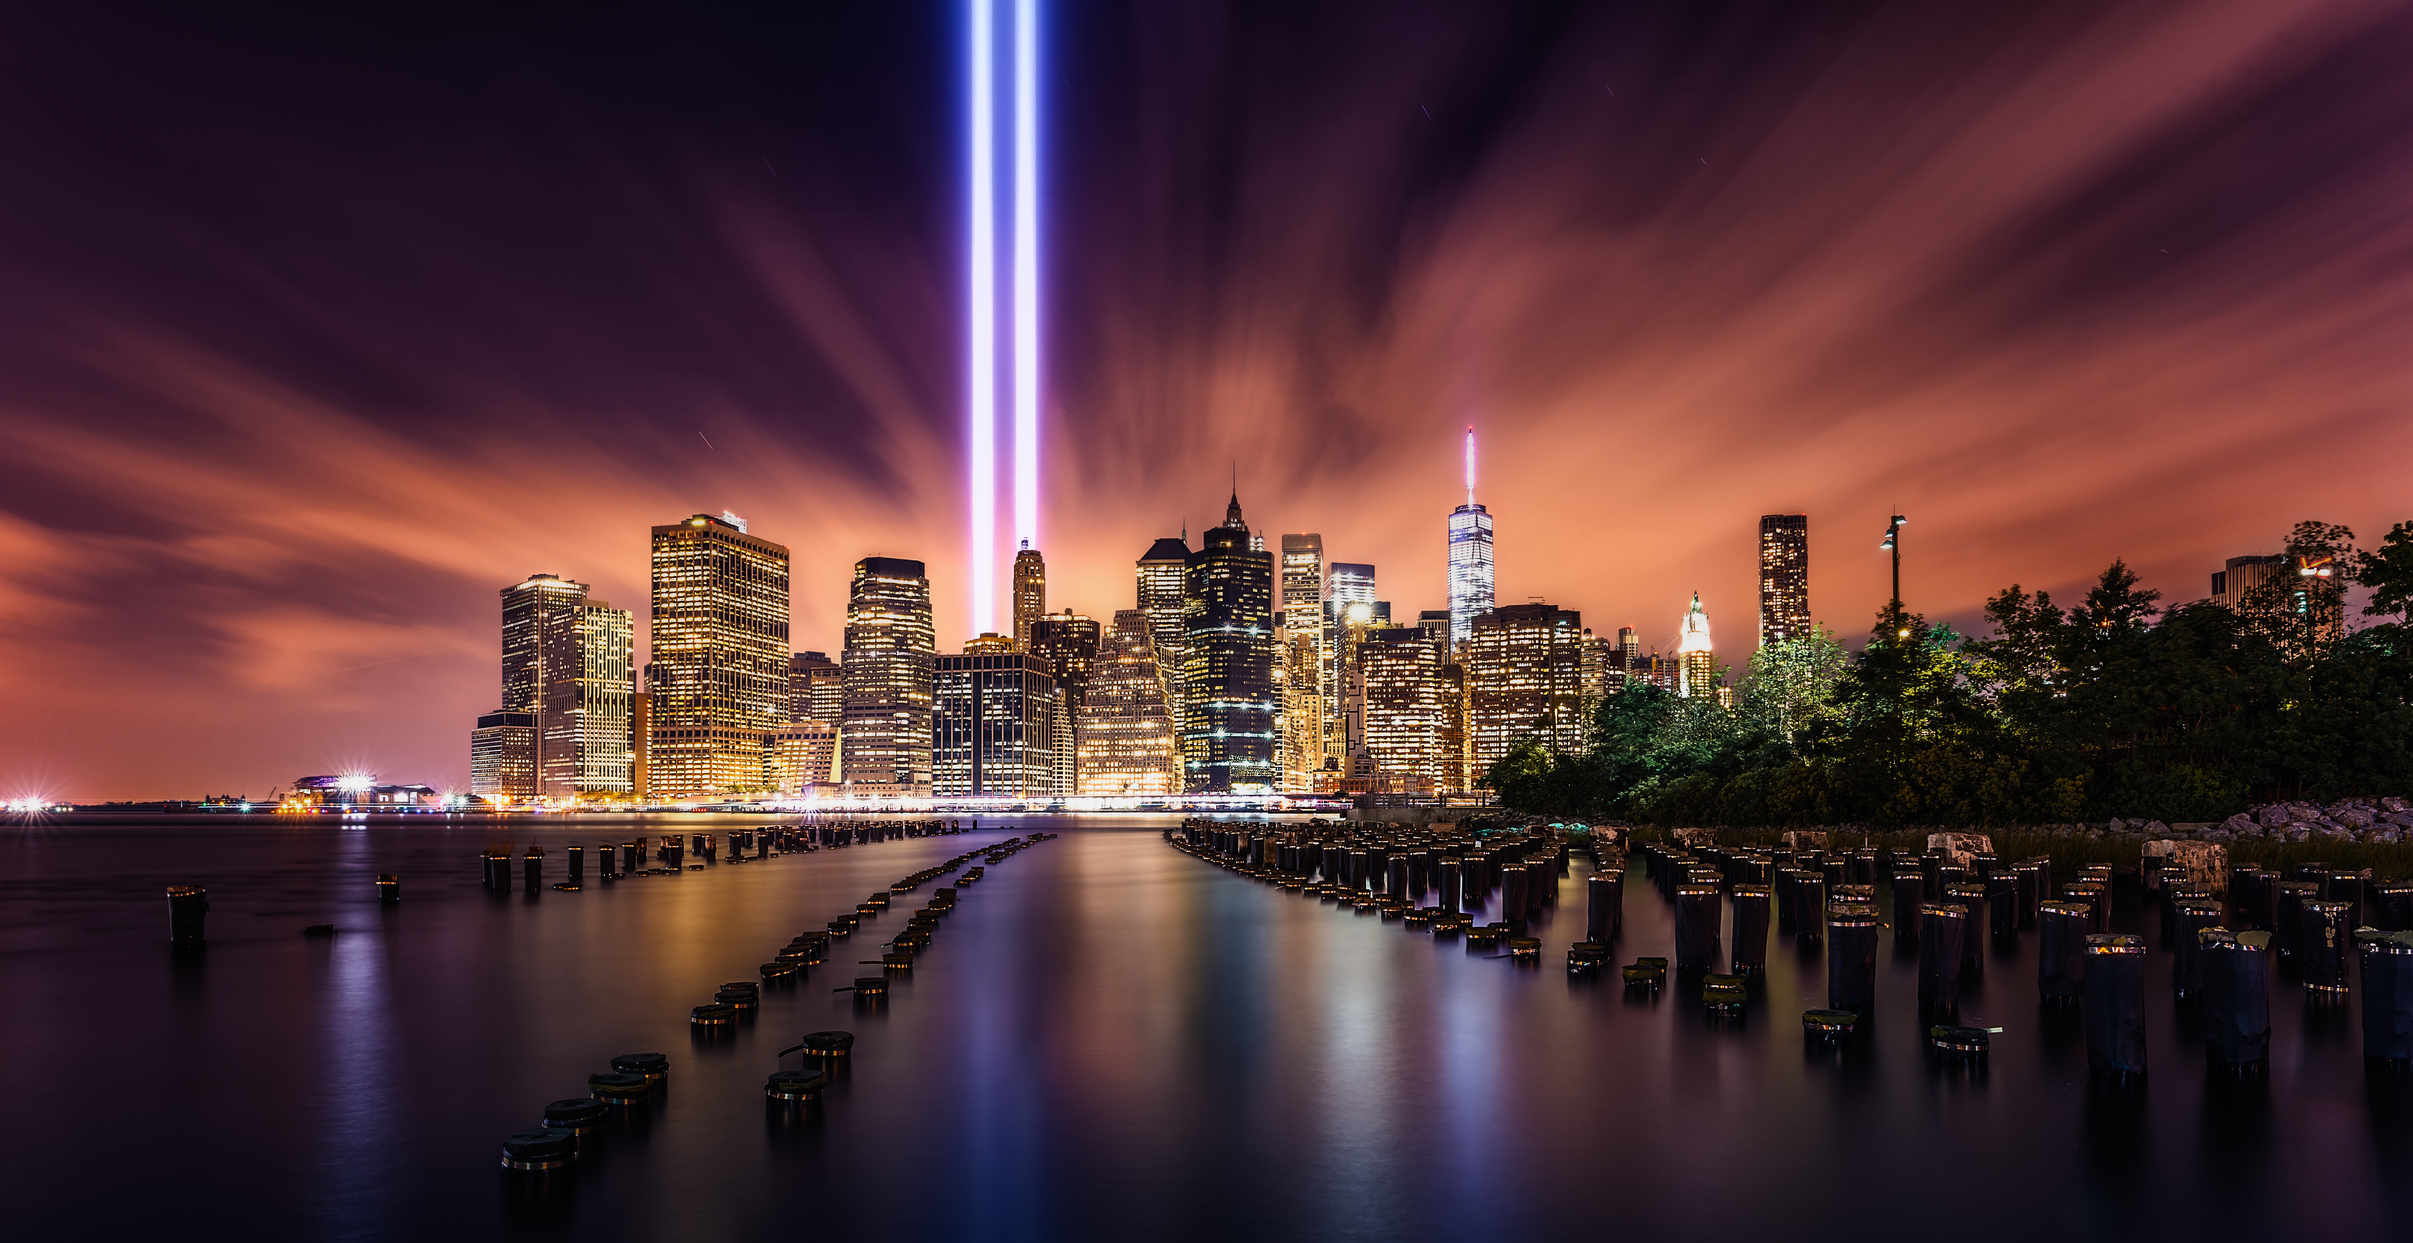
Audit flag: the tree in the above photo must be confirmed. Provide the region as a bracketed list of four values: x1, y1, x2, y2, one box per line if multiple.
[2357, 521, 2413, 623]
[2237, 520, 2357, 662]
[1740, 631, 1850, 743]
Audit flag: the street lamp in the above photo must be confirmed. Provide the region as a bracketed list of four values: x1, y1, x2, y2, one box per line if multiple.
[1878, 514, 1908, 611]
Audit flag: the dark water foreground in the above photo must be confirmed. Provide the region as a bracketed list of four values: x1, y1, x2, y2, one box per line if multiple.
[5, 815, 2412, 1241]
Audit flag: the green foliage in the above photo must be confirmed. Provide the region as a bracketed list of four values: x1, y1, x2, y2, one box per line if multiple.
[1487, 519, 2413, 827]
[2358, 522, 2413, 623]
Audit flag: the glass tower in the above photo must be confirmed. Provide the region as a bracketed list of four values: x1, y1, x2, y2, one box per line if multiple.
[1075, 609, 1179, 797]
[1181, 493, 1277, 792]
[840, 556, 936, 796]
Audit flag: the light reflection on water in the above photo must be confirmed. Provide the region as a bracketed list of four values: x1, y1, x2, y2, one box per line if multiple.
[2, 814, 2408, 1240]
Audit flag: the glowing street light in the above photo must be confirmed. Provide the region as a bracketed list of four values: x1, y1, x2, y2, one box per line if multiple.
[1878, 513, 1908, 610]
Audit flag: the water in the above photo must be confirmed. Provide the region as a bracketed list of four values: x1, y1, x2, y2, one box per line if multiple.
[6, 815, 2412, 1241]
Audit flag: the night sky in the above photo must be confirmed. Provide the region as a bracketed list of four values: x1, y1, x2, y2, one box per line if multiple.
[4, 0, 2408, 799]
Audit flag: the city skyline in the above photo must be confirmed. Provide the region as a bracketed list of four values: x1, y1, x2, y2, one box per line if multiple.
[5, 1, 2411, 798]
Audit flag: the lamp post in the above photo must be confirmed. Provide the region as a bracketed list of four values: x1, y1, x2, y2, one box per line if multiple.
[1879, 514, 1908, 612]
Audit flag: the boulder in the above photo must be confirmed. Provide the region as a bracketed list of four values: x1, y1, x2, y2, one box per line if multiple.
[2221, 813, 2255, 834]
[2336, 805, 2376, 828]
[2258, 805, 2290, 828]
[1926, 832, 1994, 867]
[2384, 797, 2409, 814]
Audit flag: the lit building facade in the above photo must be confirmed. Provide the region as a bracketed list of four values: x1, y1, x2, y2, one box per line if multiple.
[648, 515, 790, 798]
[1679, 593, 1717, 700]
[2211, 555, 2287, 609]
[1077, 609, 1179, 796]
[1137, 536, 1190, 721]
[1278, 626, 1323, 791]
[1758, 514, 1810, 647]
[1466, 602, 1585, 775]
[1358, 628, 1442, 790]
[542, 600, 634, 797]
[1448, 503, 1494, 654]
[495, 574, 633, 800]
[1012, 543, 1046, 651]
[1181, 494, 1277, 792]
[841, 556, 936, 796]
[934, 651, 1062, 798]
[470, 711, 537, 803]
[788, 651, 843, 724]
[765, 721, 839, 792]
[1323, 562, 1376, 766]
[1030, 610, 1100, 795]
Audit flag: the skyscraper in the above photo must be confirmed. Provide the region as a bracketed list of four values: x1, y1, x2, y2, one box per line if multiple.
[1029, 609, 1101, 796]
[1357, 628, 1443, 791]
[1447, 428, 1495, 652]
[1137, 536, 1190, 717]
[1758, 514, 1810, 646]
[496, 574, 633, 800]
[1679, 593, 1716, 699]
[648, 515, 791, 798]
[542, 599, 633, 798]
[1012, 542, 1046, 650]
[788, 651, 843, 724]
[1322, 562, 1375, 767]
[1076, 609, 1179, 797]
[841, 556, 935, 796]
[1280, 534, 1325, 619]
[1181, 492, 1277, 792]
[933, 649, 1061, 798]
[2211, 555, 2286, 608]
[1277, 625, 1323, 791]
[1466, 602, 1585, 776]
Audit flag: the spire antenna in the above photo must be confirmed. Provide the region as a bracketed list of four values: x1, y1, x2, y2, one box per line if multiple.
[1464, 425, 1476, 506]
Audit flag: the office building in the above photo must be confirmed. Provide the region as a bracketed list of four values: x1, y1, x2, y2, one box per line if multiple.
[495, 574, 633, 800]
[1322, 562, 1376, 766]
[765, 721, 839, 792]
[1280, 535, 1325, 621]
[1181, 493, 1277, 792]
[2211, 555, 2287, 609]
[1678, 593, 1717, 700]
[1578, 628, 1620, 718]
[1438, 661, 1470, 794]
[1447, 429, 1495, 652]
[788, 651, 843, 724]
[1466, 602, 1585, 774]
[469, 711, 537, 803]
[648, 515, 790, 798]
[841, 556, 936, 796]
[934, 650, 1062, 798]
[541, 599, 634, 798]
[1278, 625, 1324, 791]
[1137, 536, 1190, 719]
[1077, 609, 1180, 796]
[1012, 542, 1047, 650]
[1030, 610, 1101, 795]
[1027, 610, 1100, 694]
[1358, 628, 1443, 791]
[1759, 514, 1810, 646]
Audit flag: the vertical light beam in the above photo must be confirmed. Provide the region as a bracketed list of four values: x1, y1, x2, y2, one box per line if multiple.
[1464, 425, 1476, 505]
[967, 0, 997, 638]
[1011, 0, 1040, 551]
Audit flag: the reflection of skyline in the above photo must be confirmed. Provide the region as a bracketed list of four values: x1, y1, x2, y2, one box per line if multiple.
[5, 1, 2411, 796]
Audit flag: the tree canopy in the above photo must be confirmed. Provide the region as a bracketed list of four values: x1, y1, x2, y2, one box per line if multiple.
[1483, 522, 2413, 827]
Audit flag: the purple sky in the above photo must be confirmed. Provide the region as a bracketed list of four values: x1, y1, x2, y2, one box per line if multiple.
[3, 0, 2410, 799]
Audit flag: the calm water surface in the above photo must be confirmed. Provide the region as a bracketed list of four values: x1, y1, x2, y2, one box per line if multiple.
[5, 815, 2410, 1241]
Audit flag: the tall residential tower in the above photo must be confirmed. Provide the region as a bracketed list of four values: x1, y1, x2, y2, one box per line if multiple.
[1758, 514, 1810, 646]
